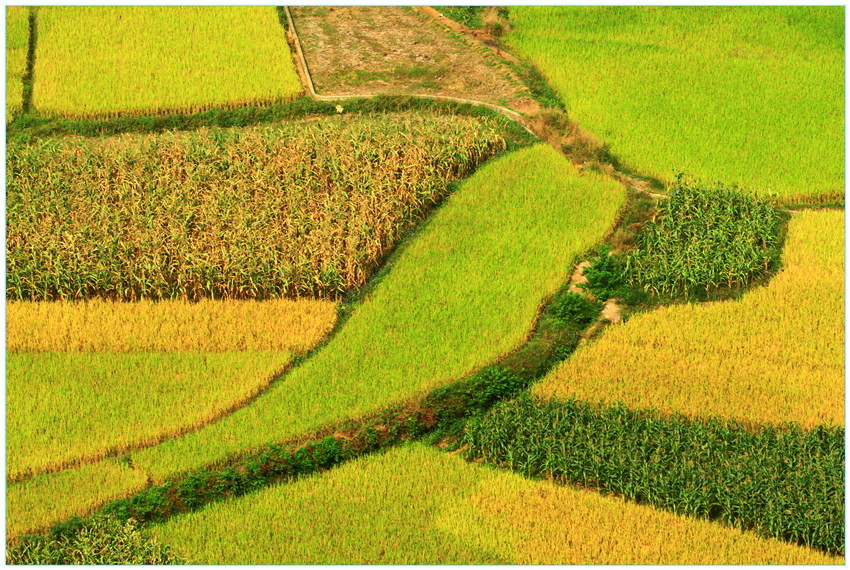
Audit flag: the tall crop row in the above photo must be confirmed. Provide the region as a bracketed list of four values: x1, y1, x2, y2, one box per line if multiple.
[7, 113, 506, 301]
[465, 395, 844, 555]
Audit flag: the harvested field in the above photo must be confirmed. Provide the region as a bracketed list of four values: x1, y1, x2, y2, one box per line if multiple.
[290, 6, 527, 106]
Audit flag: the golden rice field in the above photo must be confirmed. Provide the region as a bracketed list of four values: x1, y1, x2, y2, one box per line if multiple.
[129, 144, 625, 480]
[7, 298, 336, 353]
[151, 444, 840, 564]
[7, 299, 336, 481]
[6, 6, 28, 119]
[535, 209, 844, 429]
[7, 461, 146, 539]
[31, 6, 301, 117]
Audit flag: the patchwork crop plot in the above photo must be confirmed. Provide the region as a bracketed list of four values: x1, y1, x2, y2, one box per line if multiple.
[131, 144, 625, 480]
[31, 6, 301, 117]
[151, 444, 839, 564]
[6, 298, 337, 482]
[290, 6, 527, 105]
[7, 113, 504, 301]
[535, 209, 844, 429]
[507, 6, 844, 202]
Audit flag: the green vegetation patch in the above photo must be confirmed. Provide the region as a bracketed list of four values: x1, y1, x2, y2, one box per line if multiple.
[31, 7, 301, 117]
[131, 144, 625, 479]
[5, 6, 29, 120]
[507, 6, 844, 202]
[465, 394, 845, 555]
[7, 112, 505, 301]
[626, 175, 783, 298]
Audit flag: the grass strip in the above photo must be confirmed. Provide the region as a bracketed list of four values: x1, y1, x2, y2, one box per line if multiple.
[463, 394, 844, 555]
[5, 6, 29, 120]
[129, 143, 625, 479]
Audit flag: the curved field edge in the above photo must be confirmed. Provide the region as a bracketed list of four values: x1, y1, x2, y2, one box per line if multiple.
[149, 444, 840, 565]
[31, 7, 301, 118]
[130, 143, 625, 479]
[505, 6, 844, 203]
[7, 351, 289, 482]
[6, 461, 147, 539]
[534, 209, 844, 429]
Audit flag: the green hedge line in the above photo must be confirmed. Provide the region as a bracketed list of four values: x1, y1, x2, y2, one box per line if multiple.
[464, 394, 844, 555]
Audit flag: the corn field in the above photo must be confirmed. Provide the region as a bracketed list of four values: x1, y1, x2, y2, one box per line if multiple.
[464, 395, 844, 555]
[31, 7, 301, 118]
[7, 113, 506, 301]
[626, 175, 782, 297]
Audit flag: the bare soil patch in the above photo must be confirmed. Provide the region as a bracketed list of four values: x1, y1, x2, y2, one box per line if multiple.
[290, 6, 528, 105]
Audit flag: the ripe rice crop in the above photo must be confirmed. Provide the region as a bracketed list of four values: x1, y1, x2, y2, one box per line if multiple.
[31, 7, 301, 117]
[6, 6, 28, 119]
[7, 298, 336, 353]
[150, 444, 839, 564]
[535, 209, 844, 429]
[506, 7, 844, 202]
[131, 144, 625, 479]
[7, 113, 505, 301]
[7, 351, 292, 481]
[7, 461, 146, 539]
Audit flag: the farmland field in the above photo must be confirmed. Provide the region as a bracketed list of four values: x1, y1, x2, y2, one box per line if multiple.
[151, 444, 839, 564]
[7, 299, 337, 481]
[5, 6, 28, 119]
[534, 209, 844, 429]
[31, 7, 301, 117]
[506, 6, 844, 202]
[7, 113, 505, 301]
[7, 461, 147, 538]
[131, 144, 625, 479]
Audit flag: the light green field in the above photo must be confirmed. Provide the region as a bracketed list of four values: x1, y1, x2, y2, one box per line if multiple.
[7, 351, 290, 481]
[535, 209, 844, 429]
[6, 6, 28, 119]
[151, 444, 839, 564]
[132, 144, 625, 479]
[31, 6, 301, 117]
[7, 461, 147, 539]
[507, 7, 844, 202]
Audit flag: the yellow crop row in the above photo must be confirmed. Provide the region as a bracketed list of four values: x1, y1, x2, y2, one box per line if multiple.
[151, 444, 839, 564]
[535, 209, 844, 429]
[6, 6, 28, 119]
[31, 7, 301, 118]
[7, 298, 337, 353]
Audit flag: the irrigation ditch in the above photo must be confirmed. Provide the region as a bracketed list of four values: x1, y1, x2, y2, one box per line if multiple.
[6, 5, 844, 562]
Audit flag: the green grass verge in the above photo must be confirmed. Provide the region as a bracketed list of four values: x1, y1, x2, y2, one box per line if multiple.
[506, 6, 844, 202]
[131, 143, 625, 479]
[7, 351, 290, 481]
[147, 444, 839, 564]
[464, 394, 844, 555]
